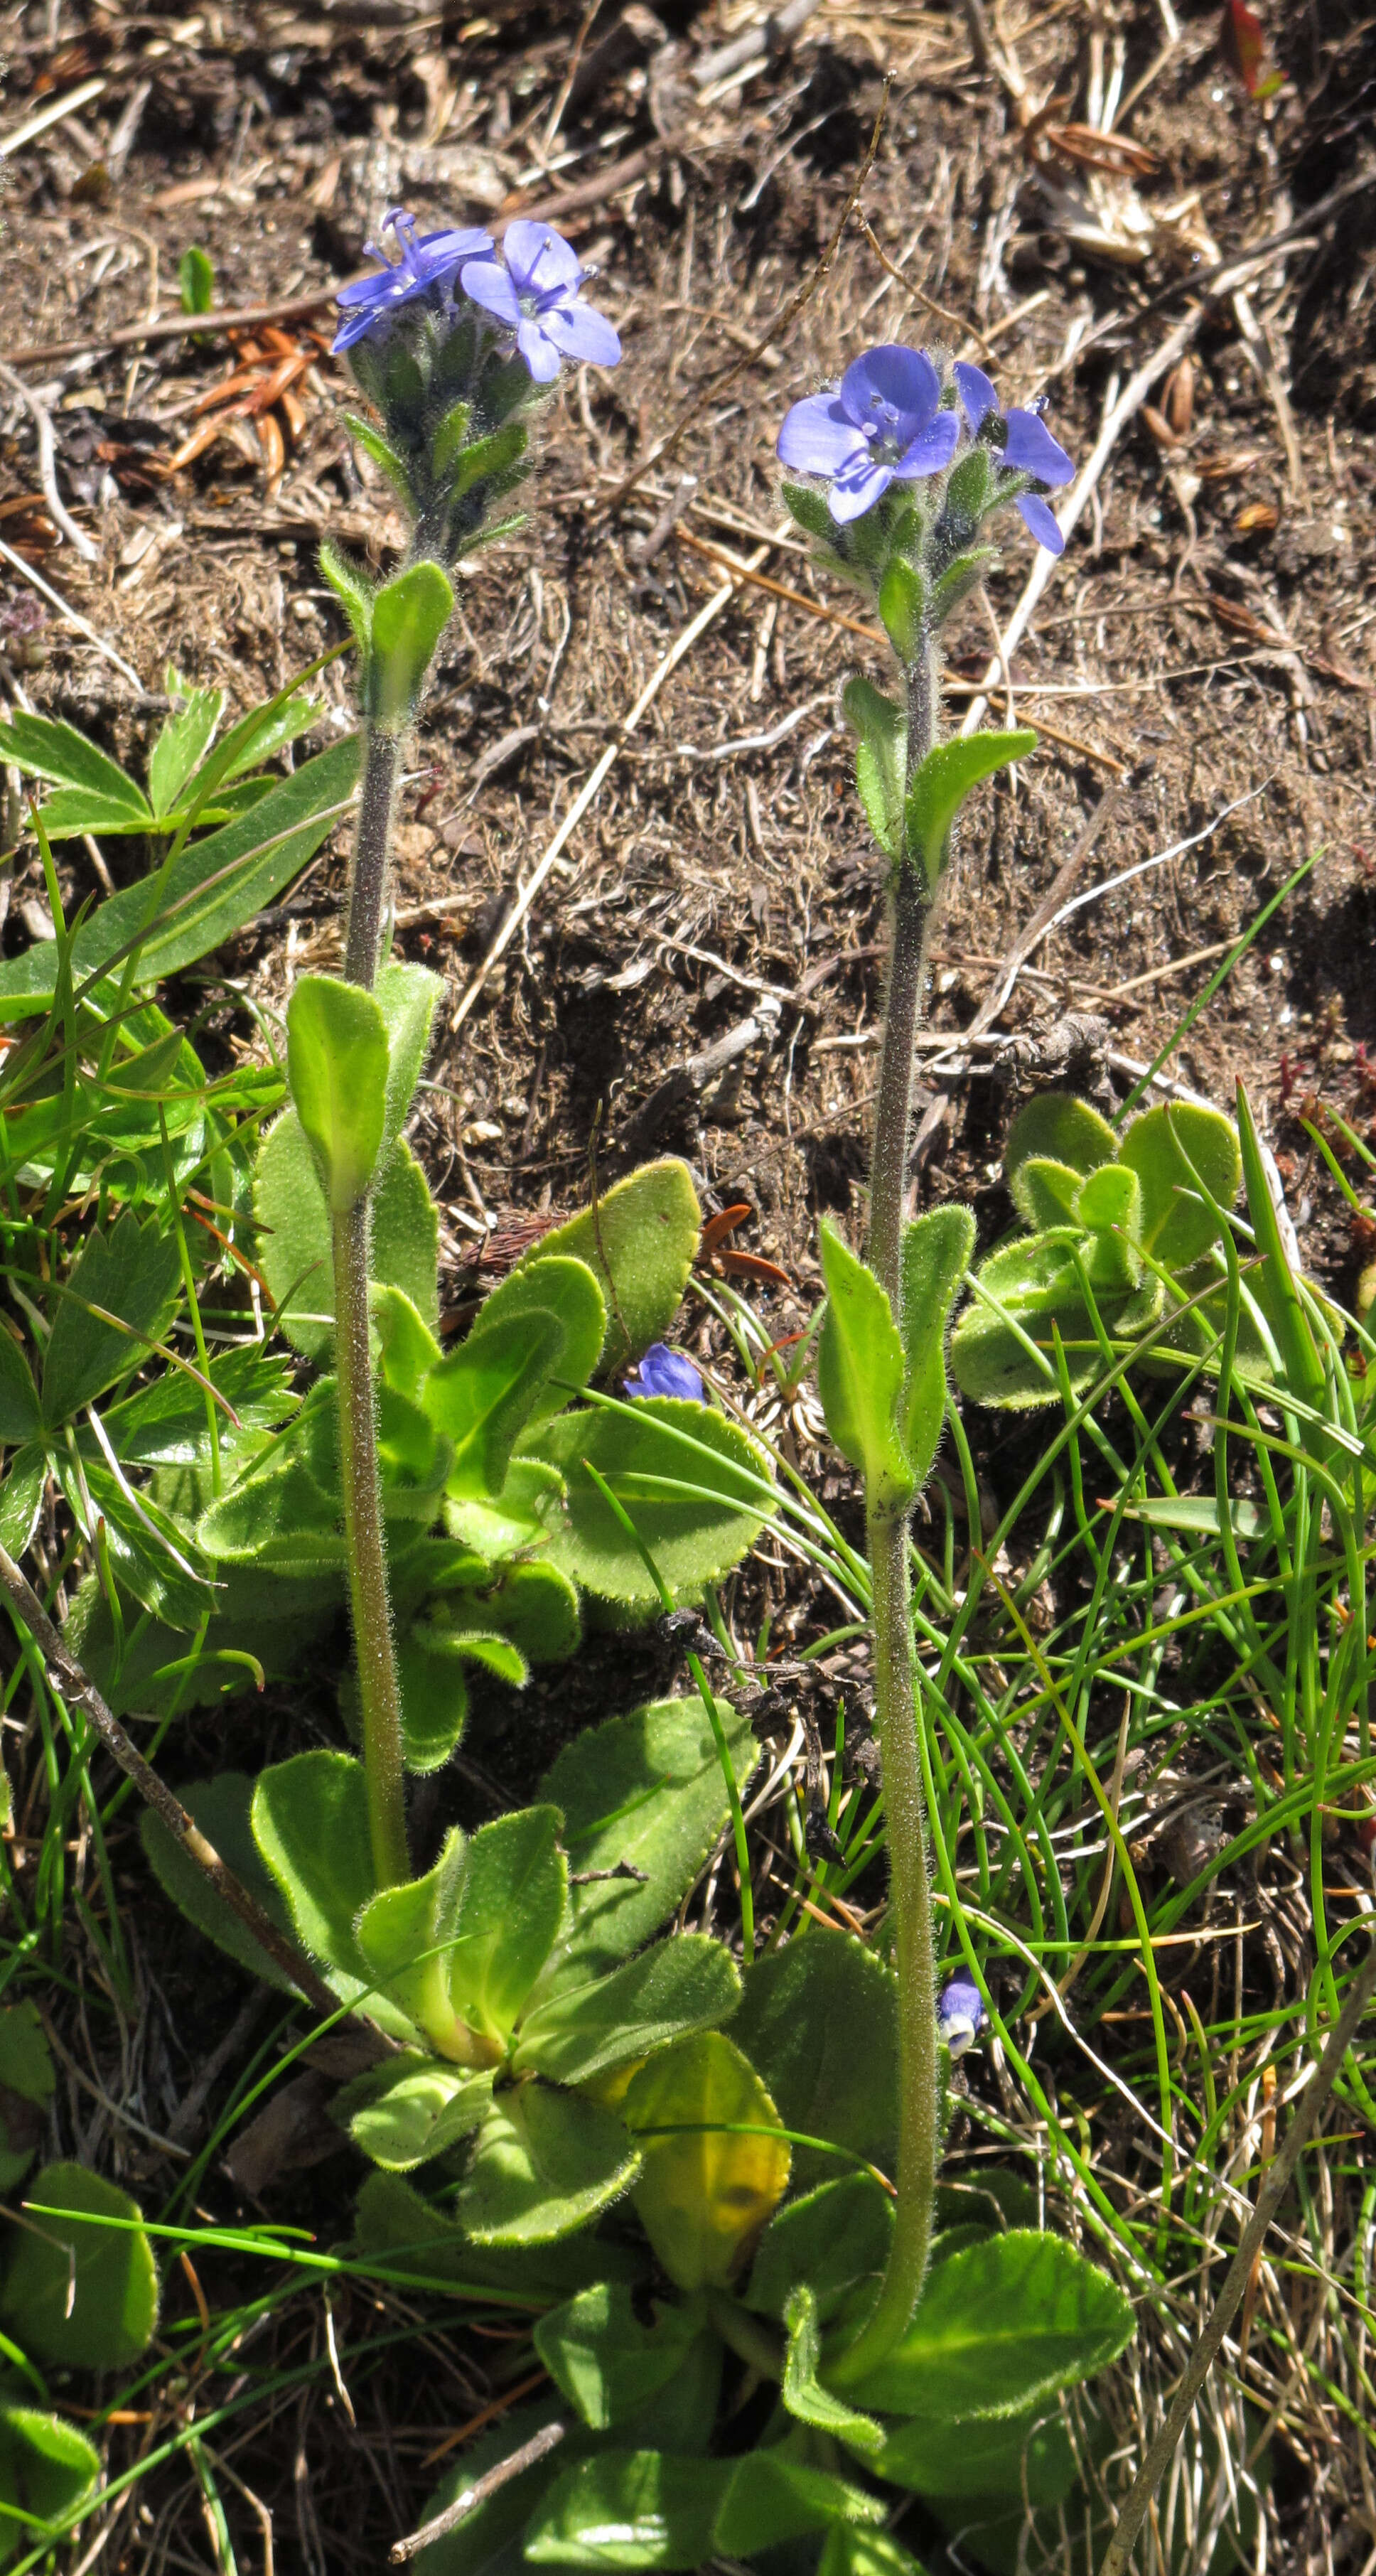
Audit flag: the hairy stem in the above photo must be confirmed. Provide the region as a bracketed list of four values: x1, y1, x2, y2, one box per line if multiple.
[345, 724, 401, 992]
[830, 629, 937, 2388]
[335, 718, 409, 1884]
[333, 1198, 409, 1890]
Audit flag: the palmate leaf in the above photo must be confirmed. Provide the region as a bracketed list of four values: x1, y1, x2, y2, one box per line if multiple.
[0, 711, 149, 816]
[0, 738, 360, 1019]
[41, 1211, 183, 1426]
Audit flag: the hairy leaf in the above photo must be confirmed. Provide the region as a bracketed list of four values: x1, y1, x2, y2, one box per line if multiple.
[518, 1159, 700, 1375]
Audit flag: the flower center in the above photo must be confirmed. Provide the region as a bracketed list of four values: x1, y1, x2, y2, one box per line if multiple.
[861, 392, 907, 462]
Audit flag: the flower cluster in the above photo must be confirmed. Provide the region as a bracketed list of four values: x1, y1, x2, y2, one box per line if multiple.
[778, 339, 1073, 558]
[333, 207, 621, 387]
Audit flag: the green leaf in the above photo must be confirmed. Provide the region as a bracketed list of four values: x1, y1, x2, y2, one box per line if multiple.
[848, 2228, 1135, 2419]
[178, 244, 215, 313]
[447, 418, 528, 500]
[257, 1115, 439, 1362]
[430, 399, 472, 479]
[624, 2032, 789, 2291]
[519, 1159, 701, 1376]
[730, 1933, 898, 2187]
[369, 562, 454, 731]
[525, 2451, 729, 2570]
[356, 1808, 566, 2061]
[950, 1235, 1161, 1410]
[340, 410, 416, 513]
[452, 2083, 640, 2245]
[429, 1311, 569, 1501]
[407, 2403, 576, 2576]
[1235, 1080, 1326, 1415]
[41, 1211, 182, 1424]
[251, 1751, 414, 2024]
[0, 1448, 45, 1565]
[866, 2402, 1078, 2507]
[714, 2453, 886, 2560]
[149, 682, 223, 818]
[0, 739, 361, 1019]
[534, 2282, 704, 2431]
[320, 540, 375, 660]
[783, 2282, 885, 2452]
[898, 1206, 974, 1486]
[0, 711, 149, 815]
[375, 960, 443, 1159]
[877, 557, 926, 662]
[394, 1626, 470, 1774]
[353, 2172, 639, 2306]
[747, 2173, 893, 2327]
[0, 2404, 101, 2568]
[1005, 1093, 1117, 1188]
[0, 1334, 40, 1447]
[816, 1220, 912, 1503]
[0, 2005, 54, 2194]
[459, 1560, 580, 1665]
[1118, 1100, 1241, 1268]
[444, 1455, 564, 1560]
[1073, 1161, 1141, 1238]
[529, 1400, 772, 1608]
[780, 481, 836, 541]
[1009, 1154, 1085, 1230]
[332, 2052, 493, 2172]
[139, 1773, 299, 1993]
[0, 2162, 158, 2368]
[373, 1284, 443, 1398]
[468, 1256, 606, 1422]
[842, 676, 906, 862]
[534, 1695, 758, 1990]
[514, 1935, 741, 2086]
[930, 544, 997, 626]
[286, 975, 389, 1214]
[904, 729, 1037, 889]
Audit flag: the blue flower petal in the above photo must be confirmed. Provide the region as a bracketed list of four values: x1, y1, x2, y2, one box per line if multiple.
[460, 257, 522, 328]
[839, 343, 940, 433]
[624, 1343, 705, 1403]
[893, 410, 961, 479]
[777, 392, 869, 477]
[504, 218, 584, 296]
[1003, 407, 1075, 486]
[543, 301, 623, 367]
[1016, 490, 1065, 554]
[952, 360, 998, 432]
[829, 456, 896, 522]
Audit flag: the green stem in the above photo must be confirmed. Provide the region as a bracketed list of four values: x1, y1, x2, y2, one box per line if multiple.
[829, 628, 938, 2389]
[333, 1197, 409, 1888]
[332, 717, 409, 1885]
[345, 724, 401, 992]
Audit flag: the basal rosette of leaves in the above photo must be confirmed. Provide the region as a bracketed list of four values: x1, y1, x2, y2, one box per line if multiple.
[62, 962, 771, 1769]
[945, 1090, 1297, 1410]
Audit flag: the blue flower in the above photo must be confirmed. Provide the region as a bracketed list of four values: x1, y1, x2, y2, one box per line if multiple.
[623, 1343, 704, 1404]
[777, 344, 960, 525]
[460, 220, 622, 386]
[952, 362, 1075, 555]
[937, 1970, 987, 2060]
[333, 208, 495, 353]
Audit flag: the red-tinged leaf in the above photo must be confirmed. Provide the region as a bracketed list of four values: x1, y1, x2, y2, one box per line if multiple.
[719, 1251, 794, 1289]
[699, 1203, 754, 1255]
[1221, 0, 1284, 98]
